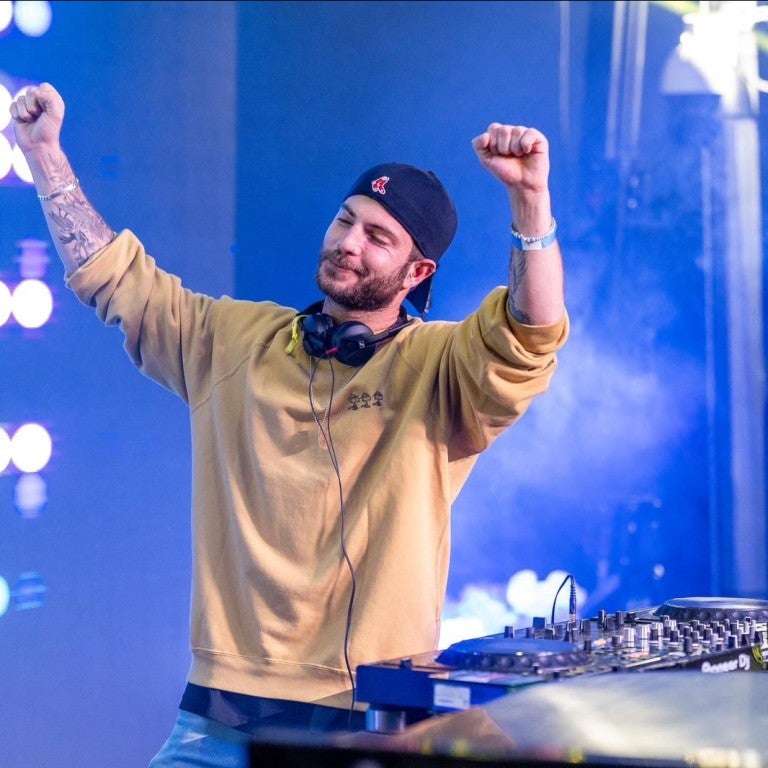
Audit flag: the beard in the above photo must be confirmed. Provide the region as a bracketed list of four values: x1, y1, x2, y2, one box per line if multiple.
[315, 248, 411, 311]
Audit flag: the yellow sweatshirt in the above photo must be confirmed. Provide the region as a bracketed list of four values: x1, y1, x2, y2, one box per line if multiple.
[66, 229, 569, 705]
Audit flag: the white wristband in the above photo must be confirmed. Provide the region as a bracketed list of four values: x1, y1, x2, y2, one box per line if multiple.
[510, 218, 557, 251]
[38, 178, 80, 202]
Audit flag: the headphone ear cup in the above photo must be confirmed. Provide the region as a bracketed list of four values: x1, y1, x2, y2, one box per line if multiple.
[330, 322, 376, 367]
[301, 313, 336, 358]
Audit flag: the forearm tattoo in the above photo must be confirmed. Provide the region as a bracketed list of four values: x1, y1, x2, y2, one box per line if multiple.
[48, 194, 116, 269]
[40, 154, 116, 269]
[508, 248, 532, 324]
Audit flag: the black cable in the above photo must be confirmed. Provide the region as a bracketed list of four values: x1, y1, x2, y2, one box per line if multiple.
[550, 573, 577, 625]
[308, 356, 358, 729]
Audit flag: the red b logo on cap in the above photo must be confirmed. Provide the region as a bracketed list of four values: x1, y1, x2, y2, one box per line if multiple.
[371, 176, 390, 195]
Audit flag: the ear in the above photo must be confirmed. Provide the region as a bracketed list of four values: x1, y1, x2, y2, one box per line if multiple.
[405, 258, 437, 289]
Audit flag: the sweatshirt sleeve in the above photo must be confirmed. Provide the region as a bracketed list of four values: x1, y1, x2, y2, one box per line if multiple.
[64, 229, 216, 405]
[417, 286, 569, 460]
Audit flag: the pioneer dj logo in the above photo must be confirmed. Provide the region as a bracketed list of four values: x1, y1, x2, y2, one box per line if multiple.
[700, 654, 751, 673]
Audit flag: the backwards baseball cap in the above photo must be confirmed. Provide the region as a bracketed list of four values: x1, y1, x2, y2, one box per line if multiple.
[345, 162, 457, 316]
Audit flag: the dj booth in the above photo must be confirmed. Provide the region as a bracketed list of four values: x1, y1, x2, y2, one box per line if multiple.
[250, 597, 768, 767]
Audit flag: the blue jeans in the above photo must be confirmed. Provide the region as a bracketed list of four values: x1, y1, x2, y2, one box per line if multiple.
[148, 710, 252, 768]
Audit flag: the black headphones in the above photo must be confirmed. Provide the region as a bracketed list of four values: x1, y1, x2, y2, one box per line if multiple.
[299, 302, 412, 367]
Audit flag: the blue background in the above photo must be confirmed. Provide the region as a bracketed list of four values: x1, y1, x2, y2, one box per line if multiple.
[0, 2, 766, 766]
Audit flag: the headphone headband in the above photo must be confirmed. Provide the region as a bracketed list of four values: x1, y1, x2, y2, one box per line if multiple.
[298, 304, 411, 367]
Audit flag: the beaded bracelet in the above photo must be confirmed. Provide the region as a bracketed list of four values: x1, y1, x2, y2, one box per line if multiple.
[510, 217, 557, 251]
[38, 178, 80, 202]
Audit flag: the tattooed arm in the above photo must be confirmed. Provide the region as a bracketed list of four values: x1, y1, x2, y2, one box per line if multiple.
[10, 83, 116, 275]
[472, 123, 564, 326]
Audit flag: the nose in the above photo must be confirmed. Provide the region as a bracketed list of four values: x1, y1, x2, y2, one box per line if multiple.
[338, 222, 365, 255]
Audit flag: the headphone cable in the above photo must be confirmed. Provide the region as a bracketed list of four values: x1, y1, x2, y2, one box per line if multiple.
[308, 356, 359, 728]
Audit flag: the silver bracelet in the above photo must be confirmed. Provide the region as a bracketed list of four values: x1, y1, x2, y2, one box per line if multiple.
[38, 178, 80, 202]
[510, 217, 557, 251]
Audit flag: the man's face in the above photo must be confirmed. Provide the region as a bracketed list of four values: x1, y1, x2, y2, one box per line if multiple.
[316, 195, 416, 312]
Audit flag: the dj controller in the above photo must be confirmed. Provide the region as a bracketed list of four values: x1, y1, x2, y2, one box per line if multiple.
[356, 597, 768, 732]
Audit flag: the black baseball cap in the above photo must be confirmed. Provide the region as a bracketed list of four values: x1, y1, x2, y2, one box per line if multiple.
[345, 162, 457, 315]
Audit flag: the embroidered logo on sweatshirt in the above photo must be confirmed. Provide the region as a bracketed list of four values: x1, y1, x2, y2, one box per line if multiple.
[347, 391, 384, 410]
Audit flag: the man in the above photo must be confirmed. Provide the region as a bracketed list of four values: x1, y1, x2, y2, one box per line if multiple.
[11, 83, 568, 767]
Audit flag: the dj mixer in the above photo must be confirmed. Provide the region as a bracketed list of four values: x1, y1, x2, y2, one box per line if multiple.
[356, 597, 768, 732]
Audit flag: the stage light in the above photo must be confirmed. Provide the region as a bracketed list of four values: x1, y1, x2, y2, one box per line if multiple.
[0, 575, 9, 618]
[0, 1, 12, 34]
[14, 472, 47, 518]
[11, 142, 32, 182]
[11, 278, 52, 328]
[12, 571, 46, 610]
[12, 1, 51, 37]
[0, 280, 11, 325]
[0, 83, 11, 130]
[16, 237, 49, 278]
[0, 131, 12, 180]
[10, 422, 51, 473]
[0, 75, 35, 186]
[0, 426, 11, 472]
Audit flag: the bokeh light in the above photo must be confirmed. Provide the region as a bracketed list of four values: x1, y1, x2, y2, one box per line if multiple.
[12, 571, 46, 610]
[0, 280, 12, 325]
[0, 131, 12, 179]
[15, 472, 47, 518]
[12, 143, 32, 182]
[0, 83, 11, 130]
[0, 575, 10, 618]
[11, 278, 53, 328]
[13, 1, 51, 37]
[0, 426, 11, 472]
[10, 422, 52, 473]
[0, 1, 12, 34]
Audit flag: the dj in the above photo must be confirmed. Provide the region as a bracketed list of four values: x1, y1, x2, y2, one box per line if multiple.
[10, 82, 568, 767]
